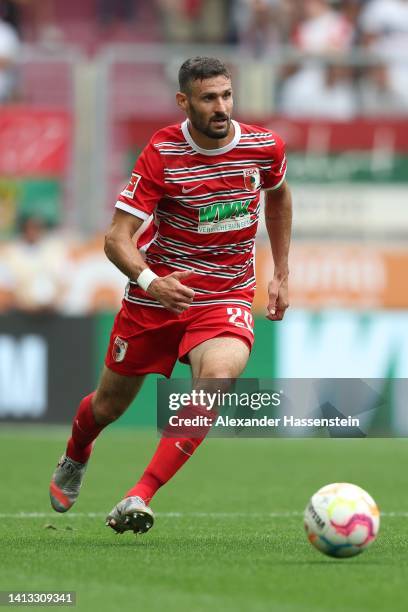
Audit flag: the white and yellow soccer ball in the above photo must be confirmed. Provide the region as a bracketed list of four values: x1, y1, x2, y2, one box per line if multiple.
[304, 483, 380, 558]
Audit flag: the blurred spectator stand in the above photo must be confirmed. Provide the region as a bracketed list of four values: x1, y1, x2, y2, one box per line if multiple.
[157, 0, 229, 44]
[280, 62, 358, 119]
[1, 216, 72, 313]
[279, 0, 356, 119]
[0, 11, 19, 102]
[359, 0, 408, 108]
[230, 0, 282, 55]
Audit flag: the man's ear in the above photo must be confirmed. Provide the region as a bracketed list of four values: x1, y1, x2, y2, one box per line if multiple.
[176, 91, 188, 112]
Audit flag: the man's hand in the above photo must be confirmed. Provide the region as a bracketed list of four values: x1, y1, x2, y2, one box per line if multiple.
[147, 270, 195, 314]
[267, 277, 289, 321]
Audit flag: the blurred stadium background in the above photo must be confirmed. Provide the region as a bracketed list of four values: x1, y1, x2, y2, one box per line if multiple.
[0, 0, 408, 431]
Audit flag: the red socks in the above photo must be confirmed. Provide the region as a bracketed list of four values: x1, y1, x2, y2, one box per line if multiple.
[65, 395, 213, 502]
[125, 436, 204, 503]
[126, 404, 216, 503]
[66, 392, 105, 464]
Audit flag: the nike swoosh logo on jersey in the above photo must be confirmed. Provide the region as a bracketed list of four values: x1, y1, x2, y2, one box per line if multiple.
[182, 184, 203, 193]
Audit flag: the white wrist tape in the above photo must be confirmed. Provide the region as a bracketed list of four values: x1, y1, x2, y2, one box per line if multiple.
[136, 268, 158, 292]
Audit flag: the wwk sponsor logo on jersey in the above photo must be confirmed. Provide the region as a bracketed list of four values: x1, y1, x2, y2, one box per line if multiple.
[198, 199, 251, 234]
[243, 168, 260, 191]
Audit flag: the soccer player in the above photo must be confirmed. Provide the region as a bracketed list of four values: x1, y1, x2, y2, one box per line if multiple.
[49, 56, 292, 535]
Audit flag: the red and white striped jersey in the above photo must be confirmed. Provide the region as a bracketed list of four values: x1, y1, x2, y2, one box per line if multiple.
[116, 119, 287, 309]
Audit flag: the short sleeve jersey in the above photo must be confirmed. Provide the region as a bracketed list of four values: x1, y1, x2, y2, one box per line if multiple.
[116, 119, 287, 309]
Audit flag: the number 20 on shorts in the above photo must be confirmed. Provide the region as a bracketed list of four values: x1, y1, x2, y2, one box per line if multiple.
[227, 307, 254, 333]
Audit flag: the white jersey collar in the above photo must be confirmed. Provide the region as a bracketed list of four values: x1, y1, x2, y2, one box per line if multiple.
[181, 119, 241, 156]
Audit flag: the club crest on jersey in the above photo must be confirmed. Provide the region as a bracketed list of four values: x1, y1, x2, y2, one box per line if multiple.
[121, 173, 141, 198]
[243, 168, 260, 191]
[112, 336, 128, 362]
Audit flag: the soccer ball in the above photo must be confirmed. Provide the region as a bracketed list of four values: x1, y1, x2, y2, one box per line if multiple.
[304, 483, 380, 558]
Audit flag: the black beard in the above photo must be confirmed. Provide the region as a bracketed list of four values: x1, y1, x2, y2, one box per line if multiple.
[202, 121, 230, 139]
[189, 107, 231, 140]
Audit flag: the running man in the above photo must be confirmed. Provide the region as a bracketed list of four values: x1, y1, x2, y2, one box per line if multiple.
[49, 56, 292, 535]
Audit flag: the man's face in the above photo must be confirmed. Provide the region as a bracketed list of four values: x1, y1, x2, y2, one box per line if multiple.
[182, 75, 233, 139]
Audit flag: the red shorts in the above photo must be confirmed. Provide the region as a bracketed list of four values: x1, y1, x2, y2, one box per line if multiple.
[105, 299, 254, 377]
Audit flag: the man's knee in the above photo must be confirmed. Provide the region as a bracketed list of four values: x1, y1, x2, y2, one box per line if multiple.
[195, 364, 237, 398]
[190, 336, 250, 381]
[197, 365, 235, 380]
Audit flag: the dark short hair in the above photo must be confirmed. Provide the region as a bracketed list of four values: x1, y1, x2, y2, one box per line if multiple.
[178, 57, 231, 94]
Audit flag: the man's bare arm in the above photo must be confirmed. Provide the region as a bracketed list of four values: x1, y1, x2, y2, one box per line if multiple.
[104, 209, 147, 279]
[264, 180, 292, 321]
[104, 209, 194, 313]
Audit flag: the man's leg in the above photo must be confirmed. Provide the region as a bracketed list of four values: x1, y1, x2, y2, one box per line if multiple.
[49, 366, 144, 513]
[123, 336, 250, 505]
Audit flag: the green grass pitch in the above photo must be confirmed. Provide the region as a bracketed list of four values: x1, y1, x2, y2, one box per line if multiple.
[1, 427, 408, 612]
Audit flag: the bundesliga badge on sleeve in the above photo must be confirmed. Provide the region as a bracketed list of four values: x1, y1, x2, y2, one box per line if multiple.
[121, 173, 141, 199]
[243, 168, 260, 191]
